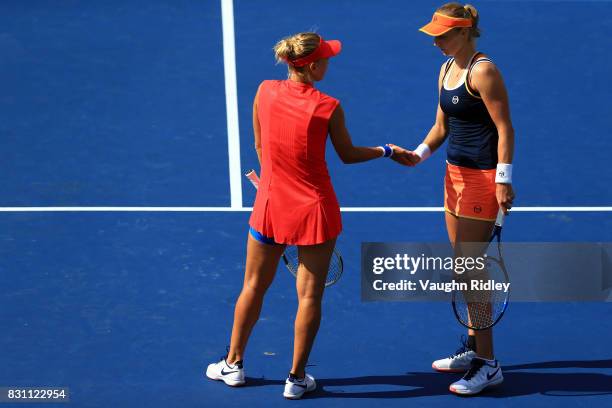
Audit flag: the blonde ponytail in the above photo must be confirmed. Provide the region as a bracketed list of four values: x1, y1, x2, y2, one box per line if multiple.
[273, 32, 320, 65]
[273, 38, 295, 64]
[463, 4, 480, 38]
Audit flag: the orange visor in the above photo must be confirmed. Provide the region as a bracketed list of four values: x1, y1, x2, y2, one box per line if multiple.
[419, 12, 472, 36]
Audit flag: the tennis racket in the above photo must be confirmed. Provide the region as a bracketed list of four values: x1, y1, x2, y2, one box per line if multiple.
[245, 170, 344, 287]
[452, 209, 510, 330]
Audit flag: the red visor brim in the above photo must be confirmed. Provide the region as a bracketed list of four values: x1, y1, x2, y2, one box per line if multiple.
[289, 38, 342, 67]
[321, 40, 342, 58]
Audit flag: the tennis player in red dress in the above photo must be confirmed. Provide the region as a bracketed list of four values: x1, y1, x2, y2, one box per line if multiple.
[249, 77, 343, 245]
[206, 32, 412, 399]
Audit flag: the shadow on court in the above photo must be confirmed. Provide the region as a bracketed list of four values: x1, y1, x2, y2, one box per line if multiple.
[243, 360, 612, 399]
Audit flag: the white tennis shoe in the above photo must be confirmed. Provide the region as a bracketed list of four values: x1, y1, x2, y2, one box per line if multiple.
[449, 357, 503, 395]
[432, 337, 476, 372]
[206, 357, 245, 387]
[283, 373, 316, 399]
[432, 350, 477, 372]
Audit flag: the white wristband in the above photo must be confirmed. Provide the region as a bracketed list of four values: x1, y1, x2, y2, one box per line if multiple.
[495, 163, 513, 184]
[414, 143, 431, 162]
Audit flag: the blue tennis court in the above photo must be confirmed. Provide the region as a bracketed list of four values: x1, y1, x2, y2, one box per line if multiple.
[1, 1, 611, 407]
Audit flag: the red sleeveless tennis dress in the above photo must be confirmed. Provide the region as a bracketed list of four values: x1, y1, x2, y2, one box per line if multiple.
[249, 79, 342, 245]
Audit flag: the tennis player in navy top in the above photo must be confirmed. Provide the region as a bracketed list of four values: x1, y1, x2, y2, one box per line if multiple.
[396, 3, 516, 396]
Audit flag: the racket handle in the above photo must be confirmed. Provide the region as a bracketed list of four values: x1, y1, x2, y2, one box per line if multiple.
[495, 208, 505, 227]
[245, 170, 260, 190]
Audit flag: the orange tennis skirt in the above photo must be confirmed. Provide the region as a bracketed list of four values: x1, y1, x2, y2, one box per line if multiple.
[444, 162, 499, 221]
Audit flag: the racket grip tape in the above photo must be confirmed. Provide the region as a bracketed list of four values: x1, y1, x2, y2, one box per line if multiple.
[245, 170, 260, 190]
[495, 208, 505, 227]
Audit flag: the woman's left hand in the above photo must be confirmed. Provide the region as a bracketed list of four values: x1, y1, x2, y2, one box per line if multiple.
[496, 183, 515, 214]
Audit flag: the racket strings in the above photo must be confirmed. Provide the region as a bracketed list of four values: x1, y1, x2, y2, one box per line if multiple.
[455, 290, 507, 329]
[454, 256, 508, 329]
[282, 245, 300, 275]
[326, 253, 343, 285]
[282, 246, 343, 287]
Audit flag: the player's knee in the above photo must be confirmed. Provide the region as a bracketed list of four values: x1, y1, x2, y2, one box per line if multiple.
[243, 276, 272, 295]
[296, 284, 324, 302]
[297, 293, 324, 308]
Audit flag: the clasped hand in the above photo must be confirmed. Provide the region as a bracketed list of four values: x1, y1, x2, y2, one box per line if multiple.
[386, 144, 421, 166]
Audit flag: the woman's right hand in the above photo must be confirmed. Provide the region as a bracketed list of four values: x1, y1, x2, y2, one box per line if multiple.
[387, 144, 421, 167]
[496, 183, 515, 214]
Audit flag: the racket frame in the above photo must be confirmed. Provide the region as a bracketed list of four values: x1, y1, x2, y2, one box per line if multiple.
[282, 247, 344, 287]
[451, 209, 510, 330]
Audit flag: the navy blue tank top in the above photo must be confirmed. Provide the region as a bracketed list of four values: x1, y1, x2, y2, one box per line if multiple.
[440, 53, 498, 170]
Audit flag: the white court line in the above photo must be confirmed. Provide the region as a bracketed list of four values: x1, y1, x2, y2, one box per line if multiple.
[221, 0, 242, 209]
[0, 207, 248, 212]
[0, 207, 610, 212]
[342, 207, 612, 212]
